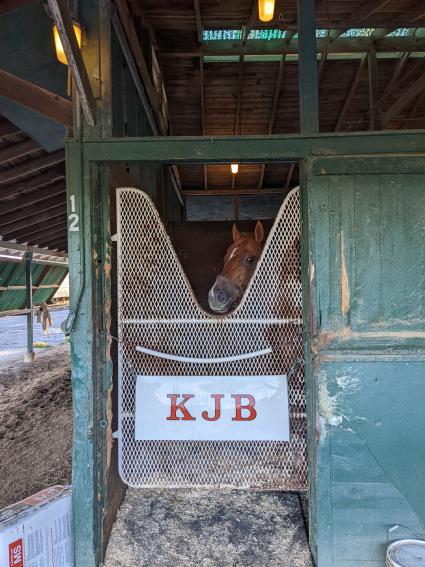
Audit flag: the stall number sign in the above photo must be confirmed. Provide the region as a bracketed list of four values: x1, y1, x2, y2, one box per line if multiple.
[135, 375, 289, 441]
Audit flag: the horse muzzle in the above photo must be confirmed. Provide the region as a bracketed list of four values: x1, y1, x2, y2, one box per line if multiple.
[208, 275, 241, 313]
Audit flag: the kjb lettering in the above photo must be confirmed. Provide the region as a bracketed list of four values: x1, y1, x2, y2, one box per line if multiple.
[166, 393, 257, 421]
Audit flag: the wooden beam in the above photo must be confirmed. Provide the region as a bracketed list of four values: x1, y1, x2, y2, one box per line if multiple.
[368, 48, 380, 129]
[194, 0, 203, 43]
[242, 0, 258, 45]
[0, 169, 65, 201]
[372, 1, 425, 39]
[330, 0, 392, 39]
[381, 67, 425, 127]
[0, 240, 68, 258]
[0, 202, 66, 234]
[47, 0, 96, 126]
[161, 36, 425, 57]
[183, 187, 286, 196]
[258, 55, 286, 188]
[199, 57, 207, 189]
[232, 56, 244, 189]
[115, 0, 163, 129]
[0, 70, 72, 128]
[0, 150, 64, 185]
[401, 90, 425, 128]
[4, 216, 67, 241]
[285, 164, 296, 189]
[297, 0, 319, 133]
[334, 53, 367, 132]
[0, 182, 65, 212]
[0, 140, 40, 166]
[0, 0, 36, 16]
[128, 0, 158, 47]
[0, 119, 21, 138]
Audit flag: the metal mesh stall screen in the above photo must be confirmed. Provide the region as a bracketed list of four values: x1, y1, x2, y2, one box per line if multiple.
[117, 187, 306, 489]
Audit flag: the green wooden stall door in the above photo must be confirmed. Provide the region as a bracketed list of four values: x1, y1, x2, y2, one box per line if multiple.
[305, 156, 425, 566]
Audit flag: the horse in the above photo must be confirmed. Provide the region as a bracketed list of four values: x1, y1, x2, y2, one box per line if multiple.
[208, 221, 264, 313]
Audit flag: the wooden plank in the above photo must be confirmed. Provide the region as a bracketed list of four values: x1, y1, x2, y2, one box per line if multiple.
[0, 150, 64, 185]
[161, 37, 425, 57]
[297, 0, 319, 133]
[258, 55, 286, 188]
[82, 131, 425, 163]
[0, 0, 36, 16]
[0, 70, 72, 127]
[182, 187, 286, 196]
[0, 195, 66, 227]
[0, 119, 21, 138]
[232, 56, 244, 190]
[0, 182, 65, 210]
[331, 0, 392, 34]
[199, 57, 207, 189]
[367, 49, 380, 130]
[47, 0, 96, 126]
[0, 169, 65, 201]
[381, 68, 425, 127]
[242, 0, 258, 45]
[0, 240, 68, 258]
[335, 54, 367, 132]
[193, 0, 203, 43]
[0, 140, 40, 165]
[285, 163, 296, 188]
[401, 89, 425, 128]
[114, 0, 162, 127]
[5, 216, 67, 241]
[0, 202, 66, 234]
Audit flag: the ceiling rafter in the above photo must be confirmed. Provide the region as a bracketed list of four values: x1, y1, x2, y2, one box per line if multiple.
[372, 0, 425, 39]
[334, 53, 368, 132]
[329, 0, 392, 40]
[381, 65, 425, 127]
[0, 201, 66, 234]
[258, 55, 286, 189]
[4, 215, 67, 242]
[0, 169, 65, 201]
[243, 0, 259, 45]
[161, 36, 425, 57]
[0, 191, 66, 225]
[0, 183, 65, 213]
[232, 56, 245, 193]
[199, 57, 208, 189]
[0, 70, 73, 128]
[368, 48, 380, 129]
[194, 0, 203, 44]
[0, 150, 64, 185]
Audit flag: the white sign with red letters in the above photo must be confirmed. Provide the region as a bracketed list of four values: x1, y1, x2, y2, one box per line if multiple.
[135, 375, 289, 441]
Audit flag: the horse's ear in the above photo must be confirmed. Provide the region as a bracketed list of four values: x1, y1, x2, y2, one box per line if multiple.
[255, 221, 264, 243]
[232, 223, 241, 242]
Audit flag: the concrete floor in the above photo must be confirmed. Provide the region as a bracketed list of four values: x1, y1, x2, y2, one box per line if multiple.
[103, 489, 314, 567]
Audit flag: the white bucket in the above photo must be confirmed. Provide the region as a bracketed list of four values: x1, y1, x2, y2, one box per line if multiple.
[387, 539, 425, 567]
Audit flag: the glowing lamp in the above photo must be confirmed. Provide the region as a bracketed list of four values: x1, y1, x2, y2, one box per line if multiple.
[258, 0, 275, 22]
[53, 20, 82, 65]
[231, 163, 239, 174]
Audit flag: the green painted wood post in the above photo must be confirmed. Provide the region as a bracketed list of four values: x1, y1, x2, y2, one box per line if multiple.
[297, 0, 319, 133]
[24, 252, 34, 361]
[65, 1, 113, 565]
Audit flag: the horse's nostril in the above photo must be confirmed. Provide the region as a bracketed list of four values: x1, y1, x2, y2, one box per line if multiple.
[217, 290, 227, 304]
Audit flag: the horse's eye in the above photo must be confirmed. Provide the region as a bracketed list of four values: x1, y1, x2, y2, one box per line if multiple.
[246, 256, 255, 265]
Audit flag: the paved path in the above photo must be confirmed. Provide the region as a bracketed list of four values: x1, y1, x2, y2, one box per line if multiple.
[0, 307, 69, 362]
[104, 489, 314, 567]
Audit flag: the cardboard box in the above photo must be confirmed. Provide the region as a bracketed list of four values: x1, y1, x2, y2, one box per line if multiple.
[0, 485, 72, 567]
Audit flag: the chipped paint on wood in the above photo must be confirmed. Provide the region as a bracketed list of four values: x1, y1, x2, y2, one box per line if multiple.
[340, 231, 350, 317]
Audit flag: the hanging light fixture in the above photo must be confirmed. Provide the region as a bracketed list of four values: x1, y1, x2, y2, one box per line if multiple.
[53, 20, 82, 65]
[231, 163, 239, 174]
[258, 0, 275, 22]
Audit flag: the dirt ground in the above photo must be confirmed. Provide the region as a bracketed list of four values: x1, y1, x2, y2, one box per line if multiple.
[0, 344, 72, 509]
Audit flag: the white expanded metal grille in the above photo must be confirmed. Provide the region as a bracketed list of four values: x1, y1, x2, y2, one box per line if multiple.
[117, 186, 306, 489]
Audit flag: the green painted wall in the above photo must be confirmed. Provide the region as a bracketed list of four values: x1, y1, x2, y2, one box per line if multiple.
[305, 156, 425, 566]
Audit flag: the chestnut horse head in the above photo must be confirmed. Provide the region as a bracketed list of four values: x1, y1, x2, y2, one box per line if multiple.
[208, 221, 264, 313]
